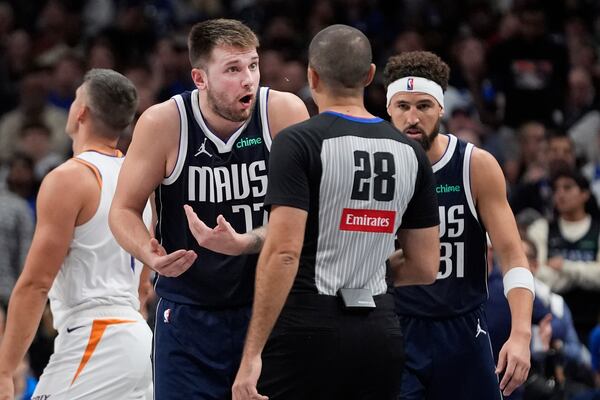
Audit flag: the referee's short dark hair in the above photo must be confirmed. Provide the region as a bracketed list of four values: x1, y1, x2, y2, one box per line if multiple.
[308, 24, 372, 96]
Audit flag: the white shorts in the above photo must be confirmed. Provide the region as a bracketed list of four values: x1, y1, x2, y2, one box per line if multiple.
[33, 306, 153, 400]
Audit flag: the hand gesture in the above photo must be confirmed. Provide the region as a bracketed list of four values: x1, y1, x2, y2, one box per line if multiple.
[232, 356, 268, 400]
[496, 332, 531, 396]
[184, 205, 247, 255]
[144, 238, 196, 277]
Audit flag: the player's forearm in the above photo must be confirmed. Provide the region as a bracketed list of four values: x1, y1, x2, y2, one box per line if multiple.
[0, 280, 48, 375]
[109, 206, 152, 263]
[242, 249, 298, 358]
[391, 245, 439, 286]
[506, 287, 533, 338]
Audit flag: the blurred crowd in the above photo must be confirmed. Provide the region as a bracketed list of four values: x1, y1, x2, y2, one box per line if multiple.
[0, 0, 599, 399]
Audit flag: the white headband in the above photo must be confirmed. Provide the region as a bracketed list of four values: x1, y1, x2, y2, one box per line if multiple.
[386, 77, 444, 108]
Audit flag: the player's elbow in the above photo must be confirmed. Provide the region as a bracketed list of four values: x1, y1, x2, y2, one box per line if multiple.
[14, 274, 52, 298]
[108, 202, 125, 239]
[421, 259, 439, 284]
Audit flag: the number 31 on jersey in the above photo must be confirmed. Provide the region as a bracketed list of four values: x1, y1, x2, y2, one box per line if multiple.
[438, 204, 465, 280]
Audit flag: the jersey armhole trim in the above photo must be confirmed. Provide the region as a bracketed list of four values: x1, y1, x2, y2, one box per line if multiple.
[71, 158, 102, 188]
[463, 143, 478, 221]
[163, 96, 188, 186]
[432, 134, 456, 173]
[260, 87, 272, 150]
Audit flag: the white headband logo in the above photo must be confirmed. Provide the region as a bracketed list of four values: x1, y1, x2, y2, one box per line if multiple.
[386, 76, 444, 109]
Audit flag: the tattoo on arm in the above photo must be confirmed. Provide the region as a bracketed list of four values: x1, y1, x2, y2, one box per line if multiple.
[244, 226, 267, 254]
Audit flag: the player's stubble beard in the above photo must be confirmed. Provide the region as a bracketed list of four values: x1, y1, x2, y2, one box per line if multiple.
[206, 86, 255, 123]
[407, 117, 442, 152]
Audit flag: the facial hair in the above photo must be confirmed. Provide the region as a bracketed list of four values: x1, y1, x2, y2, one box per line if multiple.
[206, 86, 255, 123]
[407, 117, 441, 151]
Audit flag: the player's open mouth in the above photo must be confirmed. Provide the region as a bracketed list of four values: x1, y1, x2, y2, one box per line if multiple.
[239, 94, 253, 107]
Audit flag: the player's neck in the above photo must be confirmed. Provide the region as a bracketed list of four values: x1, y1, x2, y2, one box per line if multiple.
[427, 132, 448, 164]
[72, 133, 119, 157]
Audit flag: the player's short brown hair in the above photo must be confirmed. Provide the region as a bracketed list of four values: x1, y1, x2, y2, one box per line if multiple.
[188, 19, 259, 68]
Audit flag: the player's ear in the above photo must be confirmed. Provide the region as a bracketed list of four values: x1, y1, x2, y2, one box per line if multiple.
[191, 68, 208, 90]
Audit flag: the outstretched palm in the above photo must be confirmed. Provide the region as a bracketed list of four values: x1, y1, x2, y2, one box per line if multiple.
[183, 205, 245, 255]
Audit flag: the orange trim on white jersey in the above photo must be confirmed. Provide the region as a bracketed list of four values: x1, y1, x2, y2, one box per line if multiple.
[71, 158, 102, 188]
[70, 318, 136, 386]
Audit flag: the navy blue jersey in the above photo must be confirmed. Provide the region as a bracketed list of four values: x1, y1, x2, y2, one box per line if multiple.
[395, 134, 488, 318]
[547, 219, 600, 262]
[155, 88, 272, 308]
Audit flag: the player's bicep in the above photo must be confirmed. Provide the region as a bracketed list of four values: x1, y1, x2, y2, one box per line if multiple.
[472, 149, 525, 266]
[19, 170, 82, 289]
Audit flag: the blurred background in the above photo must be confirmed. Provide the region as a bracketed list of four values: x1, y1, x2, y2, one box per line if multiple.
[0, 0, 599, 399]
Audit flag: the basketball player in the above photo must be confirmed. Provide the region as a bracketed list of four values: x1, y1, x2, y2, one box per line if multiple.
[233, 25, 440, 400]
[384, 51, 534, 399]
[0, 69, 152, 400]
[109, 19, 309, 399]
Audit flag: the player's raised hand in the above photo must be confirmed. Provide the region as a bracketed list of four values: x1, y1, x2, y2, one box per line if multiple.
[496, 332, 531, 396]
[232, 355, 268, 400]
[144, 238, 196, 277]
[184, 205, 249, 255]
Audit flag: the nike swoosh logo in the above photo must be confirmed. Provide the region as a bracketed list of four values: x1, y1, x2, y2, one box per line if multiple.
[66, 325, 86, 333]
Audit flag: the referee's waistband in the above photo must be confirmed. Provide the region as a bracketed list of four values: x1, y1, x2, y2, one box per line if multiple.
[284, 292, 395, 311]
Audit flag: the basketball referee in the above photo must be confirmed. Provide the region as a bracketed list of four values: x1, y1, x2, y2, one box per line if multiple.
[233, 25, 440, 400]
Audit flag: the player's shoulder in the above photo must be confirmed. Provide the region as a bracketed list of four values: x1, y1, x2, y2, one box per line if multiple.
[468, 145, 503, 177]
[267, 89, 309, 137]
[134, 99, 179, 137]
[137, 98, 179, 127]
[267, 89, 305, 110]
[37, 158, 98, 204]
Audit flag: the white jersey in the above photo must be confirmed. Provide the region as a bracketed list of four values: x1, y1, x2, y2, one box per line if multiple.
[48, 150, 152, 330]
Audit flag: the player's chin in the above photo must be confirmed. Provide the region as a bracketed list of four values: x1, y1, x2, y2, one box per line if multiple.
[234, 108, 252, 121]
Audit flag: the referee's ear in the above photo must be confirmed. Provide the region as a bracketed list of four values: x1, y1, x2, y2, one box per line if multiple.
[307, 66, 319, 91]
[363, 63, 376, 87]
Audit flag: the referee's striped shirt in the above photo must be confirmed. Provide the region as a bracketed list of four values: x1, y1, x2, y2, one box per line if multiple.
[265, 111, 439, 296]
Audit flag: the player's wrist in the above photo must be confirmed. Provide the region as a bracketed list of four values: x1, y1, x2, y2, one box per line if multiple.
[240, 231, 264, 255]
[503, 267, 535, 299]
[509, 326, 532, 341]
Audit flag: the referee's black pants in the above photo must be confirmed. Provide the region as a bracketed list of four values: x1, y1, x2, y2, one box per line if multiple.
[258, 293, 404, 400]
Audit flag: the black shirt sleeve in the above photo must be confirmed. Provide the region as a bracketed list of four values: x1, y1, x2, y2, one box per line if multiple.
[264, 128, 311, 211]
[400, 144, 439, 229]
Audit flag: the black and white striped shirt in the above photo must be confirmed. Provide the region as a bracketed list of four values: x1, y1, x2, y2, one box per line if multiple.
[265, 111, 438, 296]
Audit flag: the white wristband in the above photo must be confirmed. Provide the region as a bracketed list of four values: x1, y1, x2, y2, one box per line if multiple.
[503, 267, 535, 298]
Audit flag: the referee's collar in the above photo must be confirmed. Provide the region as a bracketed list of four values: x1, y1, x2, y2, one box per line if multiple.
[323, 111, 383, 124]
